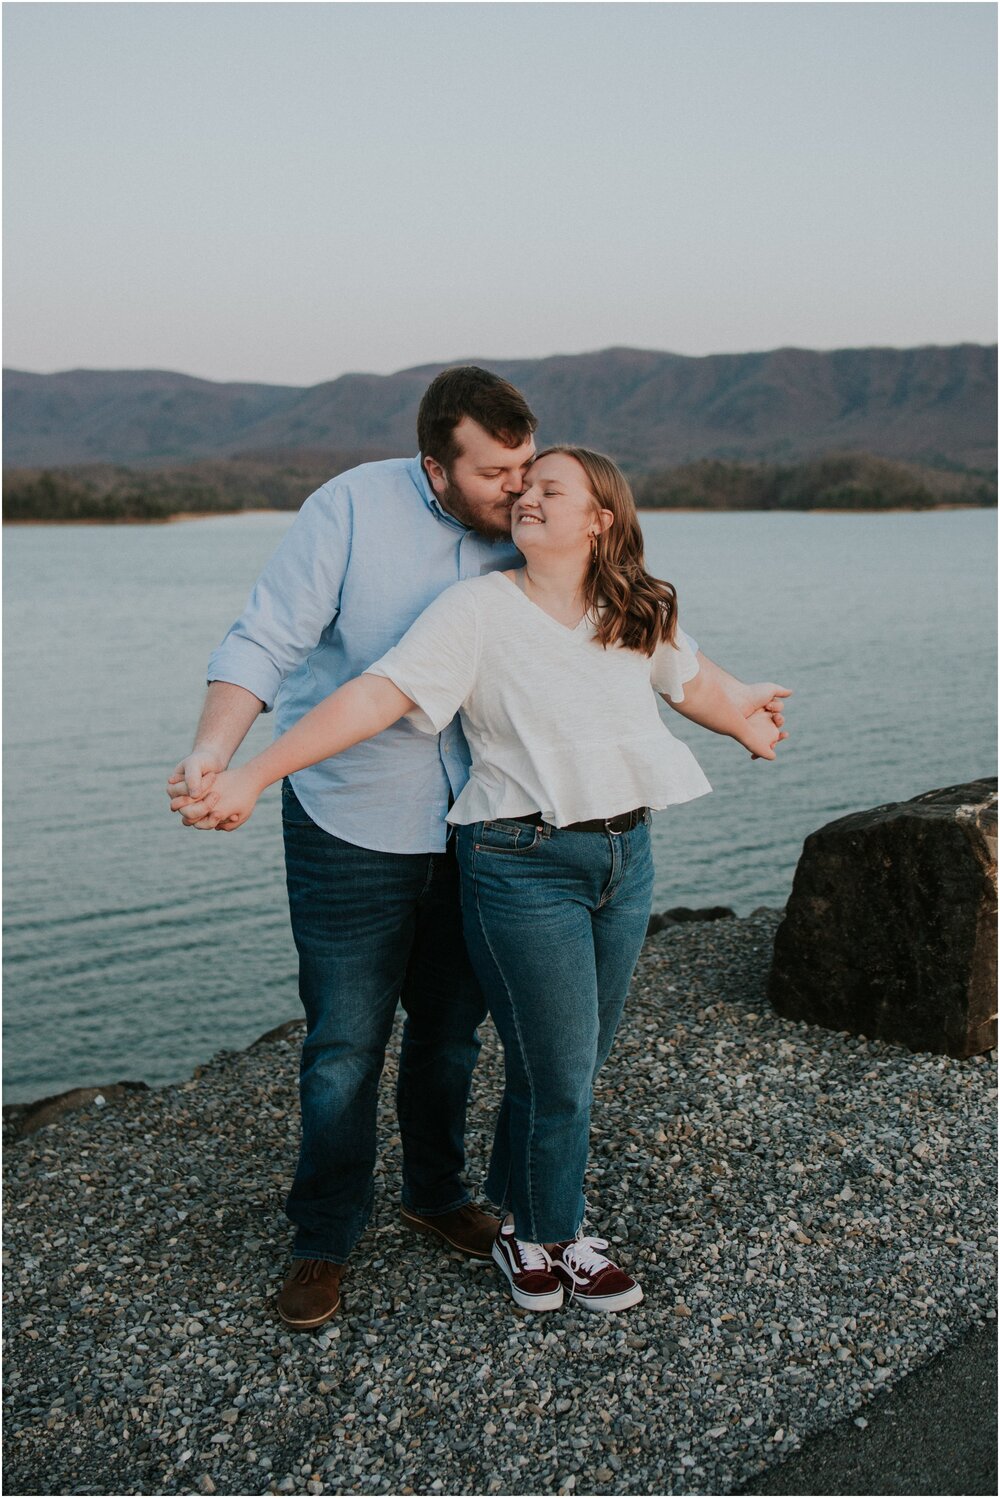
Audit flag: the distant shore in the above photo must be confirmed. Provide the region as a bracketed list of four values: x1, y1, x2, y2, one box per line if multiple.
[5, 447, 996, 523]
[4, 502, 992, 527]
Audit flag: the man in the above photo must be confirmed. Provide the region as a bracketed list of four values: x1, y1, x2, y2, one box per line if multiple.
[168, 366, 789, 1330]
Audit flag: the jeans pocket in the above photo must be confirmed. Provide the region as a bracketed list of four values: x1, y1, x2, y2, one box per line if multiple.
[473, 819, 542, 856]
[281, 779, 316, 829]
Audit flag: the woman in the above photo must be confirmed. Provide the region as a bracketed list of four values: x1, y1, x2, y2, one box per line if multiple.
[180, 446, 781, 1314]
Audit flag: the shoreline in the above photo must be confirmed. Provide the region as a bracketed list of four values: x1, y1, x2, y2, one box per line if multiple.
[3, 501, 993, 527]
[1, 1018, 302, 1141]
[1, 509, 294, 527]
[1, 907, 756, 1126]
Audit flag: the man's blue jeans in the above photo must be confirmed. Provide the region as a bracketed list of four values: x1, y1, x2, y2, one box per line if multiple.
[455, 815, 655, 1243]
[282, 782, 485, 1263]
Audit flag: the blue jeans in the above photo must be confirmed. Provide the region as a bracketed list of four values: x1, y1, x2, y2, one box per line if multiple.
[456, 814, 655, 1243]
[282, 782, 486, 1263]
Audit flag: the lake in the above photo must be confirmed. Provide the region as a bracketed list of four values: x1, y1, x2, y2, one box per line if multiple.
[3, 508, 996, 1103]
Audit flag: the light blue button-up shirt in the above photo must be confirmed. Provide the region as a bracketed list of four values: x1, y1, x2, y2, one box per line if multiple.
[208, 456, 522, 853]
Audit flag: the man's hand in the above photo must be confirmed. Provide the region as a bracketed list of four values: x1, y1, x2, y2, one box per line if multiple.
[165, 682, 266, 826]
[167, 749, 225, 799]
[167, 750, 226, 824]
[168, 768, 223, 824]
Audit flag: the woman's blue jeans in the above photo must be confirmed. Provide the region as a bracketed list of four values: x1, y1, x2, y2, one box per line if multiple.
[456, 814, 655, 1243]
[282, 782, 486, 1264]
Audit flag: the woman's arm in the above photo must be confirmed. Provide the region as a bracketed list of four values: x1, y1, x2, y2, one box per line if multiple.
[178, 673, 416, 829]
[693, 651, 791, 727]
[665, 669, 781, 760]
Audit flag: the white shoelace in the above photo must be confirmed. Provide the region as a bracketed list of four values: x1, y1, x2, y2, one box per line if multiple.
[503, 1218, 554, 1272]
[558, 1235, 613, 1283]
[513, 1236, 554, 1272]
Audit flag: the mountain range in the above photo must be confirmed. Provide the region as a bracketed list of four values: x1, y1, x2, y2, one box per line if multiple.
[3, 344, 996, 472]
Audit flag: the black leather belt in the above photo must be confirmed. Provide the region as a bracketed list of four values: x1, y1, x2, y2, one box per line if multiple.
[516, 808, 648, 835]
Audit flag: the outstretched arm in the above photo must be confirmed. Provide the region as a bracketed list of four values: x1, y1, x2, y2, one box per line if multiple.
[176, 674, 415, 830]
[693, 651, 791, 725]
[666, 666, 782, 760]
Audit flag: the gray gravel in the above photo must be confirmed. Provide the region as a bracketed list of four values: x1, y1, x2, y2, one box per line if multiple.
[3, 911, 996, 1496]
[735, 1320, 997, 1495]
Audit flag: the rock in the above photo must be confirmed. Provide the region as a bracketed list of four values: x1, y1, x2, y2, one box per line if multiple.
[647, 905, 735, 938]
[249, 1018, 304, 1049]
[768, 779, 997, 1057]
[2, 1081, 149, 1140]
[665, 905, 736, 923]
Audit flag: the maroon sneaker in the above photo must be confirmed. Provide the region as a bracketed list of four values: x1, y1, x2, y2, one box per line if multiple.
[551, 1234, 643, 1312]
[491, 1217, 564, 1310]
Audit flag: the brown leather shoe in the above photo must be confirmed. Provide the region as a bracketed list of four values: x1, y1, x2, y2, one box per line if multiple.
[276, 1258, 344, 1330]
[400, 1201, 500, 1259]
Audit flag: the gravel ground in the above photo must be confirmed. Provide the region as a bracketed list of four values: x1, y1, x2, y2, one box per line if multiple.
[3, 911, 996, 1497]
[735, 1321, 997, 1495]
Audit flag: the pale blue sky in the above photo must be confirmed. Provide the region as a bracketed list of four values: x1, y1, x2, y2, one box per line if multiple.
[3, 2, 996, 385]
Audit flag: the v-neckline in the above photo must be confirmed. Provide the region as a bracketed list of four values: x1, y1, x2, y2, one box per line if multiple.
[495, 569, 594, 638]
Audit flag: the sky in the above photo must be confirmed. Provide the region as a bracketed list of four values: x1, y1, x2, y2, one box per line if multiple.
[3, 1, 997, 386]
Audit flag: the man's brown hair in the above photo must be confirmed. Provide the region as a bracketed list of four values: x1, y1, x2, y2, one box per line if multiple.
[417, 366, 538, 468]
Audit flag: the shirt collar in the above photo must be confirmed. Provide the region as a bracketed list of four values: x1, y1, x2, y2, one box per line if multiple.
[409, 453, 469, 531]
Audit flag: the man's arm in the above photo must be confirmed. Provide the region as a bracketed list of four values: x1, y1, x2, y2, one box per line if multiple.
[167, 681, 265, 804]
[173, 674, 415, 830]
[166, 481, 353, 815]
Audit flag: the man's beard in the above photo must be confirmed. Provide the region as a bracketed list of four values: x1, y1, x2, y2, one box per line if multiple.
[438, 476, 515, 542]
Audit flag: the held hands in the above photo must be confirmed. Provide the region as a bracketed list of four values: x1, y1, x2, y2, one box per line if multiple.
[739, 708, 783, 762]
[738, 682, 791, 761]
[166, 764, 262, 830]
[166, 749, 226, 805]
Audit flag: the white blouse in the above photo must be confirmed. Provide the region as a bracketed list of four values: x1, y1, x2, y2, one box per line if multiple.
[366, 570, 712, 828]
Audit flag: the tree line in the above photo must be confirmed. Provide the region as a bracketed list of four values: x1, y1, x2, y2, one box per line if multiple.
[3, 449, 996, 522]
[629, 453, 996, 511]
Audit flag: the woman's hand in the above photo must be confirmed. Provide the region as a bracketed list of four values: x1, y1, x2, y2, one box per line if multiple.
[665, 667, 787, 761]
[179, 764, 263, 831]
[734, 680, 791, 723]
[739, 708, 782, 762]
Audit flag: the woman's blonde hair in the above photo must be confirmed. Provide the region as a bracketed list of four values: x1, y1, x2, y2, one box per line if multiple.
[536, 445, 679, 656]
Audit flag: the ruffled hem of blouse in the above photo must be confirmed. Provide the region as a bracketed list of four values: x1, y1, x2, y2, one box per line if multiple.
[447, 733, 712, 828]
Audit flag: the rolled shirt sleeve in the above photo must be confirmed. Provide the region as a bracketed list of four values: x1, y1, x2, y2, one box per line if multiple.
[650, 629, 701, 703]
[365, 583, 480, 735]
[207, 483, 353, 711]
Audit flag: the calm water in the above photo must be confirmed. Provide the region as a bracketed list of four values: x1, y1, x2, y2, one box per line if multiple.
[3, 510, 996, 1103]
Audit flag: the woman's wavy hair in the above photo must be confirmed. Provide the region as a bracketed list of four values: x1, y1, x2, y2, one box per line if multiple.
[536, 445, 679, 657]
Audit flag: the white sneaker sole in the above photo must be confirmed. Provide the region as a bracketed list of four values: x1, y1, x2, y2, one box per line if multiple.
[570, 1282, 644, 1313]
[491, 1241, 564, 1310]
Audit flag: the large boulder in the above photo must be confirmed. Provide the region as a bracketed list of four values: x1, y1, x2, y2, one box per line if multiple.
[768, 778, 997, 1057]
